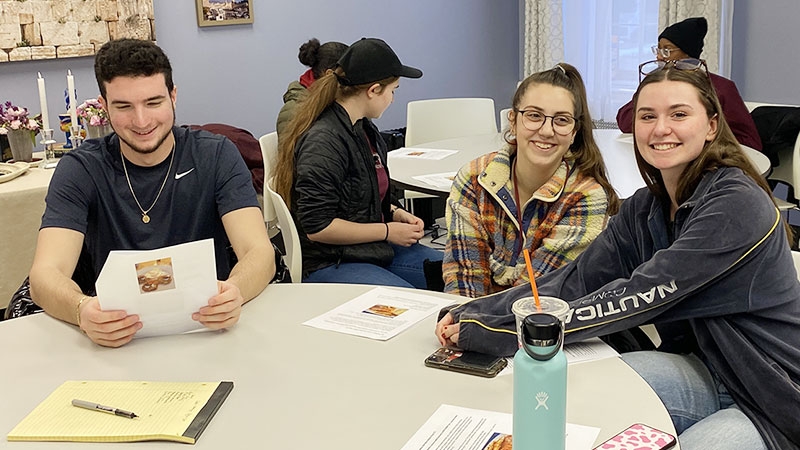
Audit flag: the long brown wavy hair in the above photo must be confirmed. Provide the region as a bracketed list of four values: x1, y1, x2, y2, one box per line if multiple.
[273, 67, 398, 205]
[632, 67, 792, 243]
[505, 63, 621, 215]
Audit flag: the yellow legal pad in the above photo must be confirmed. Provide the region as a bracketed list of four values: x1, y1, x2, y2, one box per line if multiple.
[7, 380, 233, 444]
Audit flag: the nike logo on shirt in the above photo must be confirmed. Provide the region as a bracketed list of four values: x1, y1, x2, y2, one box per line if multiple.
[175, 168, 195, 180]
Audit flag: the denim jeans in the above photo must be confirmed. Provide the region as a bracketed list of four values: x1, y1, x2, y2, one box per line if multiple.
[303, 243, 443, 289]
[621, 351, 767, 450]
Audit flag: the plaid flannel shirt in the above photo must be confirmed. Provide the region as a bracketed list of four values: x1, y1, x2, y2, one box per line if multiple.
[443, 146, 610, 297]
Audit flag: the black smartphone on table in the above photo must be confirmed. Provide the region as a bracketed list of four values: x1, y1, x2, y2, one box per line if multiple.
[424, 347, 508, 378]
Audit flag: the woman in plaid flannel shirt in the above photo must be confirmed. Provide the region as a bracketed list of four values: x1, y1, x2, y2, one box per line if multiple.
[443, 64, 620, 297]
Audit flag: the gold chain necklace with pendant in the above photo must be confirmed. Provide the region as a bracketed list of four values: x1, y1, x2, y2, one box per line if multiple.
[120, 145, 175, 224]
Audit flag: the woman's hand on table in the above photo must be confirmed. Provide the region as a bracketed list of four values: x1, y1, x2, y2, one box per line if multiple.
[436, 312, 460, 347]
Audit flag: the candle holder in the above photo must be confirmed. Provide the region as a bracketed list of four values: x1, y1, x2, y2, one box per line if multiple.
[69, 125, 84, 150]
[40, 129, 57, 166]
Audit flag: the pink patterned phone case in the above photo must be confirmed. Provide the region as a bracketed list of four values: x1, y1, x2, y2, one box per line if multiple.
[594, 423, 676, 450]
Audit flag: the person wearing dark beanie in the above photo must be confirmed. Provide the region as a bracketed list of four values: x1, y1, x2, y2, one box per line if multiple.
[616, 17, 763, 152]
[659, 17, 707, 59]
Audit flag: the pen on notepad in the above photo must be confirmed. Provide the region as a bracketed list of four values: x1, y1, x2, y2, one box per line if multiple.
[71, 399, 138, 419]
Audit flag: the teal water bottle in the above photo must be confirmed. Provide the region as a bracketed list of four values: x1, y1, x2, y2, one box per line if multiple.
[513, 313, 567, 450]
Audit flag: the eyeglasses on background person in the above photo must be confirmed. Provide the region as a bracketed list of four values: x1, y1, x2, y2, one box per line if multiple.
[638, 58, 709, 82]
[650, 45, 681, 59]
[514, 109, 577, 136]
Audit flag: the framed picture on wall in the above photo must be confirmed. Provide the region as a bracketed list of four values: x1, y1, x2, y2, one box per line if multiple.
[195, 0, 253, 27]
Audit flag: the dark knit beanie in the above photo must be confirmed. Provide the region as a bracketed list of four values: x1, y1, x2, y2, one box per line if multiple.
[659, 17, 708, 59]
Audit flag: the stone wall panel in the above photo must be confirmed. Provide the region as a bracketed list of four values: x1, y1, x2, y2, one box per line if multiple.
[31, 2, 56, 24]
[2, 2, 34, 25]
[57, 43, 95, 58]
[19, 13, 34, 26]
[116, 16, 150, 40]
[97, 1, 119, 22]
[40, 22, 79, 46]
[71, 0, 101, 22]
[9, 46, 32, 61]
[21, 23, 42, 46]
[79, 21, 109, 45]
[0, 0, 153, 62]
[31, 45, 56, 60]
[0, 23, 21, 49]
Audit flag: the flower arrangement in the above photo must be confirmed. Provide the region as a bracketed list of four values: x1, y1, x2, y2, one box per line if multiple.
[0, 101, 41, 135]
[76, 98, 109, 127]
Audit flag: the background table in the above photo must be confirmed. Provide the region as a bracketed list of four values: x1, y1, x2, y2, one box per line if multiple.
[0, 283, 677, 449]
[0, 167, 55, 305]
[388, 130, 771, 199]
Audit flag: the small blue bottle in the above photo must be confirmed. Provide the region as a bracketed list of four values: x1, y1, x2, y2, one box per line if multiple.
[513, 313, 567, 450]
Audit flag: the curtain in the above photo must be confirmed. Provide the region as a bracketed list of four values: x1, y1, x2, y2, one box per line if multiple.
[523, 0, 564, 77]
[658, 0, 734, 75]
[563, 1, 615, 121]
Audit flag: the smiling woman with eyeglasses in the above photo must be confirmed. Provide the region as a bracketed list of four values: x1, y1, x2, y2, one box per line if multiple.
[441, 63, 619, 298]
[616, 17, 763, 152]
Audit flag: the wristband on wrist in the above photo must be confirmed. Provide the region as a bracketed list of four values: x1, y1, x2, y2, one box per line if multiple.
[76, 295, 89, 327]
[383, 223, 390, 242]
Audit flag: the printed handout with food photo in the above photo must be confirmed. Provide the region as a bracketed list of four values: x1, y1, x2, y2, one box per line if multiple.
[363, 304, 408, 318]
[135, 258, 176, 294]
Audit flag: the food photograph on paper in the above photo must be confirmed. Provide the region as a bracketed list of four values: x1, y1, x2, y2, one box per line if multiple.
[363, 304, 408, 318]
[135, 258, 176, 294]
[483, 433, 512, 450]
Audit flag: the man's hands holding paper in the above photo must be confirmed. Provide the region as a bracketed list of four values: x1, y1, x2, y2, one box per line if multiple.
[78, 297, 142, 348]
[82, 280, 243, 347]
[192, 280, 243, 330]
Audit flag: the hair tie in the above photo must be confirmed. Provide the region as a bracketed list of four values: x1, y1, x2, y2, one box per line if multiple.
[553, 64, 566, 76]
[334, 72, 350, 85]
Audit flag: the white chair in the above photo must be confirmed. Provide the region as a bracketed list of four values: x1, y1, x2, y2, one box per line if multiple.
[258, 132, 278, 225]
[403, 98, 499, 212]
[499, 107, 512, 133]
[745, 102, 800, 208]
[265, 181, 302, 283]
[405, 98, 498, 147]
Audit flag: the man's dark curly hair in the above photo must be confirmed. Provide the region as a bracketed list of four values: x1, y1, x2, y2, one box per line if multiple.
[94, 39, 174, 98]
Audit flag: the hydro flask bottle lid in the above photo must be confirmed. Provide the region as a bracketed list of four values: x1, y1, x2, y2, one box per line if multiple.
[521, 314, 562, 360]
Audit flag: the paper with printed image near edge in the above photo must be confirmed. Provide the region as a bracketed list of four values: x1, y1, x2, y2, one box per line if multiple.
[95, 239, 218, 338]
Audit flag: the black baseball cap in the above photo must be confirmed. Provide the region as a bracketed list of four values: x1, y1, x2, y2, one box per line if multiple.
[336, 38, 422, 86]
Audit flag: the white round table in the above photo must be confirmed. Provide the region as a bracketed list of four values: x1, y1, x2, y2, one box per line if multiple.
[0, 283, 677, 448]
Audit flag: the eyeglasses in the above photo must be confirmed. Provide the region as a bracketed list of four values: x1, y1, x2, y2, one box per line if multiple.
[650, 45, 679, 59]
[638, 58, 709, 82]
[515, 109, 576, 135]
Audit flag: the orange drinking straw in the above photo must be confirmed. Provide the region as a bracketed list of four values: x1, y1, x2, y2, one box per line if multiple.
[522, 248, 541, 311]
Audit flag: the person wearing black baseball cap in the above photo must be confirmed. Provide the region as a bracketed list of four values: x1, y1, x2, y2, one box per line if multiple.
[616, 17, 762, 152]
[273, 37, 441, 288]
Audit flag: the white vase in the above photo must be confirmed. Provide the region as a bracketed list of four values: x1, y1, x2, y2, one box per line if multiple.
[7, 129, 34, 162]
[86, 124, 113, 139]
